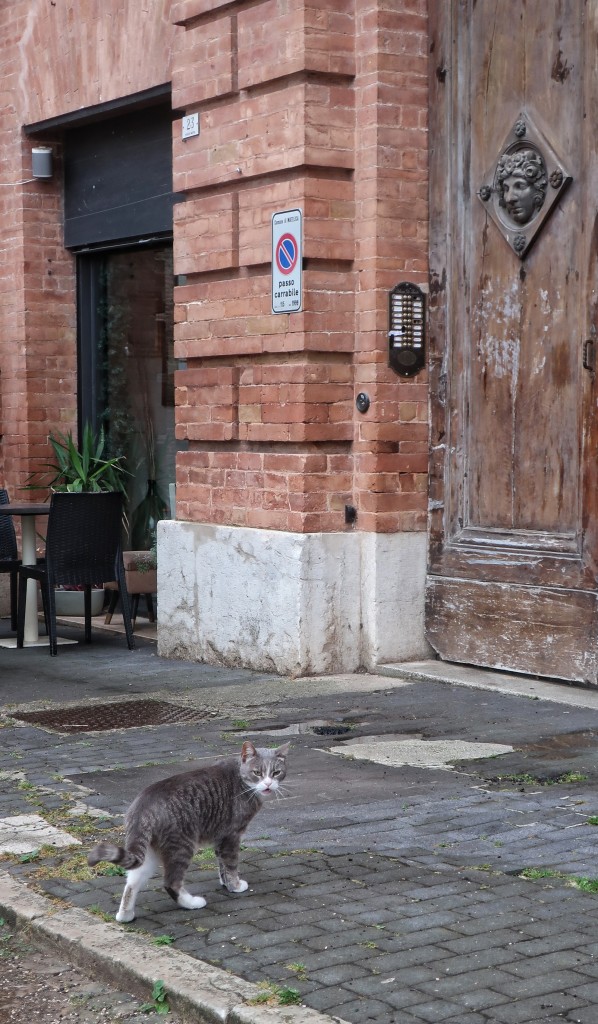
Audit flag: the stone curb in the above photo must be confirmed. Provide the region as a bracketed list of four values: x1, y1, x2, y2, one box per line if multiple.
[378, 659, 598, 709]
[0, 871, 346, 1024]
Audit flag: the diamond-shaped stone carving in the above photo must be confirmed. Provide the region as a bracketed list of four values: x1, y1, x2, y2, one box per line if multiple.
[478, 113, 572, 259]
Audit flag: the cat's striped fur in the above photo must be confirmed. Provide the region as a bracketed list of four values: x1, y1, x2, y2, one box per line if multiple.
[87, 740, 290, 922]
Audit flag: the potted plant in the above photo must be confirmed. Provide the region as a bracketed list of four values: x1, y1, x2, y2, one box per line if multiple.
[33, 423, 129, 495]
[27, 424, 129, 616]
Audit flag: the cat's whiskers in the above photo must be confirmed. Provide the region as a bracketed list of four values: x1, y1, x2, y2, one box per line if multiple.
[272, 781, 292, 794]
[241, 785, 262, 804]
[273, 787, 294, 802]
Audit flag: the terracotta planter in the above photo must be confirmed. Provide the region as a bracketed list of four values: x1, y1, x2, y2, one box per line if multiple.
[123, 567, 157, 594]
[122, 551, 157, 594]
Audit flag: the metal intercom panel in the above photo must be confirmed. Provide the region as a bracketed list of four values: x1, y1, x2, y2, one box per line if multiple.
[388, 282, 426, 377]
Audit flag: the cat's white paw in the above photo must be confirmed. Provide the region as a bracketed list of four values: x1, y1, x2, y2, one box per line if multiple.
[177, 892, 207, 910]
[116, 908, 135, 923]
[227, 878, 248, 893]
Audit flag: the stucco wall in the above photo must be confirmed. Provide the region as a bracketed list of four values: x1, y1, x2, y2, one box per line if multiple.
[17, 1, 174, 126]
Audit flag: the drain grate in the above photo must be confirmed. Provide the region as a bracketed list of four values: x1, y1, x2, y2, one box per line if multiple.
[9, 700, 209, 734]
[311, 725, 353, 737]
[250, 719, 363, 737]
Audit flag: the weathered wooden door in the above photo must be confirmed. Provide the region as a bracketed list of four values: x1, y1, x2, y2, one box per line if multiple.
[427, 1, 598, 683]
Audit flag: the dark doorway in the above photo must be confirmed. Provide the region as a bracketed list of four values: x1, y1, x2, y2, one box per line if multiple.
[78, 244, 182, 549]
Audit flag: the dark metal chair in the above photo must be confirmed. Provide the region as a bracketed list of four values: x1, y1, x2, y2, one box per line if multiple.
[17, 491, 135, 655]
[104, 550, 156, 630]
[0, 488, 20, 630]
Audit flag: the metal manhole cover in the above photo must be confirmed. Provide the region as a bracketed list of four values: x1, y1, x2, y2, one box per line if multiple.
[9, 700, 209, 734]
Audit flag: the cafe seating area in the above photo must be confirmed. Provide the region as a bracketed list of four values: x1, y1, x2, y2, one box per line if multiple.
[0, 488, 161, 653]
[0, 488, 47, 634]
[0, 488, 22, 631]
[13, 491, 136, 656]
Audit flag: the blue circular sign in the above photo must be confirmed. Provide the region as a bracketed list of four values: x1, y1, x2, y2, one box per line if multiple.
[275, 233, 298, 275]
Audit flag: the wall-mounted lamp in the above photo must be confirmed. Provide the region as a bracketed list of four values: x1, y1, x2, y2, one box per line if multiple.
[31, 146, 53, 180]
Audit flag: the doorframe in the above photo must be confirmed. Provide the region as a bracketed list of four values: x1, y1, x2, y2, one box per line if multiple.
[76, 237, 173, 445]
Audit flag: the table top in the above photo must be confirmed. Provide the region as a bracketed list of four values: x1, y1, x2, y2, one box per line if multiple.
[0, 502, 50, 515]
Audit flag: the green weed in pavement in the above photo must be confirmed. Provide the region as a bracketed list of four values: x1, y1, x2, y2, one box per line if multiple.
[249, 982, 302, 1006]
[88, 905, 113, 922]
[520, 867, 598, 892]
[286, 962, 307, 980]
[495, 772, 588, 787]
[574, 877, 598, 893]
[141, 980, 170, 1015]
[193, 848, 217, 868]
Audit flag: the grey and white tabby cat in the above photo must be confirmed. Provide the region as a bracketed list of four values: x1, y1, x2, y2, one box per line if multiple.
[87, 740, 290, 923]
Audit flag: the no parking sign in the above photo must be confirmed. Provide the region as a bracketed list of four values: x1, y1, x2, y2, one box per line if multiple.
[272, 209, 302, 313]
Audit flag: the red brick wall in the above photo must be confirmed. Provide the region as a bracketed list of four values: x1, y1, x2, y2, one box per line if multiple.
[172, 0, 429, 533]
[0, 2, 77, 494]
[0, 1, 174, 494]
[0, 0, 430, 537]
[353, 0, 429, 534]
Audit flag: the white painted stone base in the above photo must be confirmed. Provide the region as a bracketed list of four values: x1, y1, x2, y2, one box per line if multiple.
[157, 522, 432, 677]
[360, 531, 433, 668]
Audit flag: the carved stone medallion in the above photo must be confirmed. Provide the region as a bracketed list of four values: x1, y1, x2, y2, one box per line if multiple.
[477, 113, 572, 259]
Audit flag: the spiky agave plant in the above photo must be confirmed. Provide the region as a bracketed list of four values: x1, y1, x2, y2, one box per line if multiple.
[29, 423, 129, 494]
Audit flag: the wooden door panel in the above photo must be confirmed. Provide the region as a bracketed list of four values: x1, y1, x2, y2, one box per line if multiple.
[427, 1, 598, 682]
[426, 578, 597, 682]
[427, 542, 582, 591]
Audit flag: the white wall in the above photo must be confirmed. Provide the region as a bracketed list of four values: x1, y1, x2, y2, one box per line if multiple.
[157, 521, 432, 676]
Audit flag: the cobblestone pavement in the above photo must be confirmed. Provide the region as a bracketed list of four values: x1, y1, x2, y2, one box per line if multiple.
[3, 620, 598, 1022]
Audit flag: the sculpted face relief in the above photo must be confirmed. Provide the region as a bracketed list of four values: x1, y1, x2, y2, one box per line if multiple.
[495, 148, 548, 226]
[501, 173, 540, 224]
[476, 114, 572, 259]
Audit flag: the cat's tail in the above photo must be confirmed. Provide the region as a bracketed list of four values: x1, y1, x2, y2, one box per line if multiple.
[87, 842, 144, 870]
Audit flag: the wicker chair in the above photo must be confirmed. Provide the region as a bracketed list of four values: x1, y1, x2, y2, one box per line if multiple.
[17, 491, 135, 655]
[0, 488, 20, 630]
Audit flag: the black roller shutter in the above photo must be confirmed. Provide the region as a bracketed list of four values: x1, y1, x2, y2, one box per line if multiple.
[64, 105, 175, 250]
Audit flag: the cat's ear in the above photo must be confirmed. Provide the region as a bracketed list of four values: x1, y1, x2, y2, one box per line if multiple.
[275, 742, 291, 758]
[241, 740, 257, 762]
